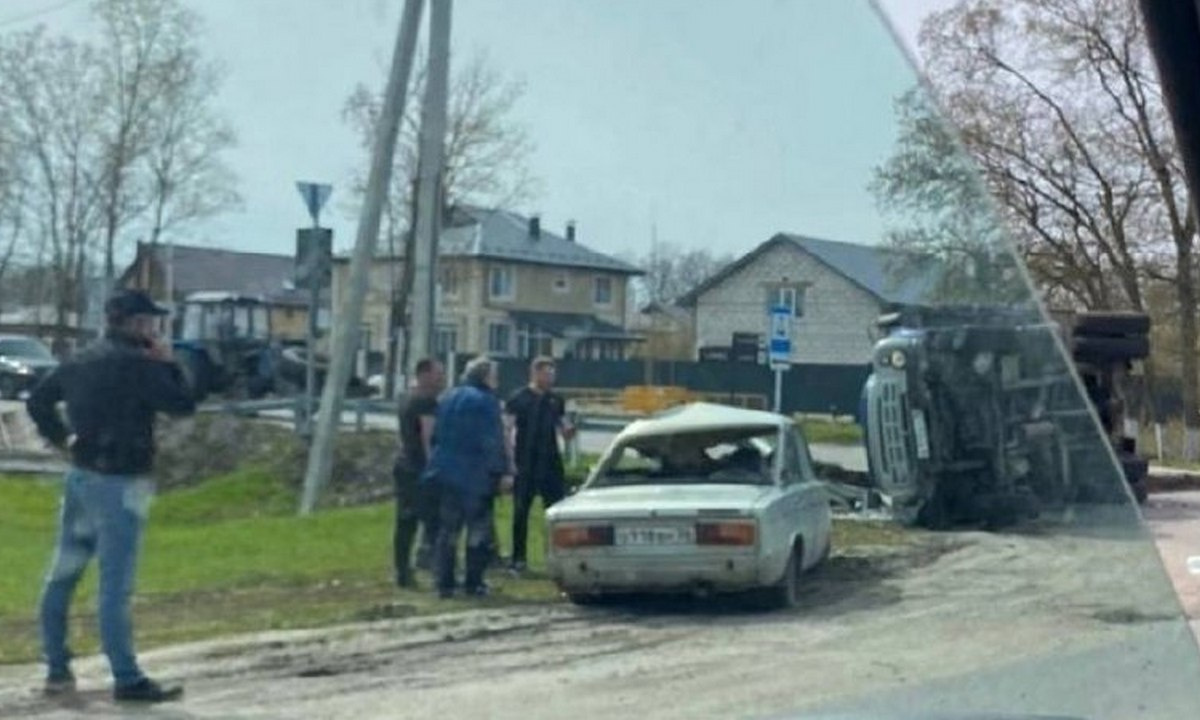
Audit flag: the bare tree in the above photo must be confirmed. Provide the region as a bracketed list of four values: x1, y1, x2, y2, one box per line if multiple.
[140, 40, 240, 247]
[635, 243, 734, 306]
[905, 0, 1197, 454]
[342, 50, 538, 229]
[92, 0, 181, 284]
[0, 29, 106, 343]
[871, 88, 1028, 305]
[0, 0, 239, 330]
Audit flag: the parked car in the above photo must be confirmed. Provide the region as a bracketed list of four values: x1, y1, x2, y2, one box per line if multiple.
[545, 402, 832, 607]
[0, 334, 58, 400]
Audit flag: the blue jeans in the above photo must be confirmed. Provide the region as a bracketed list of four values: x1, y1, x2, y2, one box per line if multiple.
[40, 468, 154, 688]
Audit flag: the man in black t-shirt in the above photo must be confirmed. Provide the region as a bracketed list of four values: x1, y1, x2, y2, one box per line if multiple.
[504, 356, 575, 573]
[394, 358, 445, 587]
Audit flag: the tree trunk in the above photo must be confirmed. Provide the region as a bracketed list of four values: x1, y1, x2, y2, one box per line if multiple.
[1179, 241, 1200, 460]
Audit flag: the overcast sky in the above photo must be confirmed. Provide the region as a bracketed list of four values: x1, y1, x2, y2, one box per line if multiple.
[3, 0, 957, 262]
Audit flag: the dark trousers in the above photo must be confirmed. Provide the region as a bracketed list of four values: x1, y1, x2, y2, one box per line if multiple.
[512, 470, 565, 565]
[393, 463, 439, 581]
[434, 487, 494, 594]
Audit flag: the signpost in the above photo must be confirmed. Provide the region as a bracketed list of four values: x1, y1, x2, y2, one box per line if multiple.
[768, 305, 792, 413]
[295, 181, 333, 438]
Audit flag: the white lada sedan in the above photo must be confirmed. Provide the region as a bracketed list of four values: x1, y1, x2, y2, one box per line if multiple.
[545, 403, 832, 607]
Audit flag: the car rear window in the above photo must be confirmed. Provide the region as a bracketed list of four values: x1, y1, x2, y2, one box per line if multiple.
[592, 427, 778, 487]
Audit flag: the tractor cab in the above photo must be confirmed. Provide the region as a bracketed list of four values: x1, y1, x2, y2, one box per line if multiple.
[173, 292, 277, 401]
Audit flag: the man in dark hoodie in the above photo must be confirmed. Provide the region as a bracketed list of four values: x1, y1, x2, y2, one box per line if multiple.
[27, 290, 196, 704]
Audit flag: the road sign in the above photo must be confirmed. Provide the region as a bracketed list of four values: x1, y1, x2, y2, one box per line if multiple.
[768, 304, 792, 368]
[295, 228, 333, 290]
[296, 181, 333, 223]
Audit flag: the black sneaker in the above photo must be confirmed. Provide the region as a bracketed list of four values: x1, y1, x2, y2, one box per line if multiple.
[464, 583, 491, 597]
[507, 560, 528, 577]
[43, 672, 75, 697]
[113, 677, 184, 704]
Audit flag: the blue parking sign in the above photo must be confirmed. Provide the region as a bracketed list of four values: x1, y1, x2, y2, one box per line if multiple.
[769, 305, 791, 367]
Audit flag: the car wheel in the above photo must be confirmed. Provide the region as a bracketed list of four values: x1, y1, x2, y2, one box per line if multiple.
[763, 542, 803, 610]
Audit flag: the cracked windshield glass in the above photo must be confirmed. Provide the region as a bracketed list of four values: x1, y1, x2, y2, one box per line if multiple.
[1, 0, 1199, 717]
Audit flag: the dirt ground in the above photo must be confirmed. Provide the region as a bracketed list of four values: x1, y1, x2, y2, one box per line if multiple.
[2, 503, 1196, 720]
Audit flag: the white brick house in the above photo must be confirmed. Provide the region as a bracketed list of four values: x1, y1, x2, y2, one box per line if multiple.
[677, 234, 939, 365]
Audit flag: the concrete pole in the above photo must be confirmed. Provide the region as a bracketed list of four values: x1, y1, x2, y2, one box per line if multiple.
[408, 0, 452, 376]
[300, 0, 425, 514]
[303, 216, 321, 437]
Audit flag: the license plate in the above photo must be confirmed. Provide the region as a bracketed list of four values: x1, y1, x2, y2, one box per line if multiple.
[615, 526, 695, 546]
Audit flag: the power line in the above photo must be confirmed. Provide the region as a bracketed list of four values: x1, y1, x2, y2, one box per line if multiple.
[0, 0, 84, 29]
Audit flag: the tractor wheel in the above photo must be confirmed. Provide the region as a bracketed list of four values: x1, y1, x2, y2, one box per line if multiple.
[178, 350, 210, 403]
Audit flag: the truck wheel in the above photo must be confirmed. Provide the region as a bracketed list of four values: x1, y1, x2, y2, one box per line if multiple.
[1072, 335, 1150, 362]
[1074, 312, 1151, 337]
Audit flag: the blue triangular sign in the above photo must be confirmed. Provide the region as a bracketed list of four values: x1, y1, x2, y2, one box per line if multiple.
[296, 181, 333, 222]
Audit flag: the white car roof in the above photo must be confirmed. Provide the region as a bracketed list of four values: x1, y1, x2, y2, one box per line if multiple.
[616, 402, 791, 442]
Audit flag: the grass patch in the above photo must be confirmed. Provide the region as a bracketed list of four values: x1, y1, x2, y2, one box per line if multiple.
[0, 465, 912, 665]
[799, 417, 864, 446]
[0, 472, 557, 664]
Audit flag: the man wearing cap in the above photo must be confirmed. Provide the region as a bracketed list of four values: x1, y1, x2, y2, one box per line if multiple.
[26, 290, 196, 704]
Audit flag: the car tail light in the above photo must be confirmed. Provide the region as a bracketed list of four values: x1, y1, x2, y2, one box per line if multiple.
[695, 521, 756, 546]
[551, 524, 614, 549]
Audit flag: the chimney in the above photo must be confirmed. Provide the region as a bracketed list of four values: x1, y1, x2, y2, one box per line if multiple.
[566, 220, 576, 242]
[529, 214, 541, 240]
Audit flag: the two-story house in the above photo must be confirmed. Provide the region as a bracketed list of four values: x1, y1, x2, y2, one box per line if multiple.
[333, 205, 643, 362]
[677, 233, 940, 366]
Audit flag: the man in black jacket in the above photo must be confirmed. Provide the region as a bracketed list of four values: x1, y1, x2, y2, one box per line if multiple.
[27, 290, 195, 704]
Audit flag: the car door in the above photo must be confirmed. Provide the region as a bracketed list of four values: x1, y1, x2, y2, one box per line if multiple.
[784, 426, 832, 568]
[777, 427, 810, 559]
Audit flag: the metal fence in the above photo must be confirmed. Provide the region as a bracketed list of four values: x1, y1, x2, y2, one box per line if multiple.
[448, 357, 869, 416]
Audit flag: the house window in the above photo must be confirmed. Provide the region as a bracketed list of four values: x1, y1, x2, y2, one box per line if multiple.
[593, 276, 613, 306]
[435, 325, 458, 356]
[553, 272, 569, 294]
[517, 324, 554, 358]
[440, 266, 459, 298]
[487, 322, 513, 355]
[765, 285, 805, 317]
[489, 266, 515, 301]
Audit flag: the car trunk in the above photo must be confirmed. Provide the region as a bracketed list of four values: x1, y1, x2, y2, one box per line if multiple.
[554, 483, 773, 520]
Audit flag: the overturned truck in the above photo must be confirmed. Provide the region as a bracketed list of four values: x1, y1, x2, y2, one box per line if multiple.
[862, 305, 1150, 529]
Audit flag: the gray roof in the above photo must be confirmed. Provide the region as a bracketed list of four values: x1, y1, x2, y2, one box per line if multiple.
[127, 243, 305, 304]
[677, 233, 941, 308]
[439, 206, 641, 275]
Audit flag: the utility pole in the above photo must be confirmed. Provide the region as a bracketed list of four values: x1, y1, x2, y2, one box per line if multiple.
[408, 0, 452, 375]
[300, 0, 425, 515]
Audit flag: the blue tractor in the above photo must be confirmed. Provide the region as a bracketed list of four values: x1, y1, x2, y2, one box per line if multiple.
[172, 292, 280, 403]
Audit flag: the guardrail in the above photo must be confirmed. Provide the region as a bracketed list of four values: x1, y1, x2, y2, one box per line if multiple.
[198, 396, 397, 433]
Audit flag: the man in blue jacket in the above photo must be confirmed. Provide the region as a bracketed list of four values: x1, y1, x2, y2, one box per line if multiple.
[27, 290, 196, 703]
[424, 356, 510, 598]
